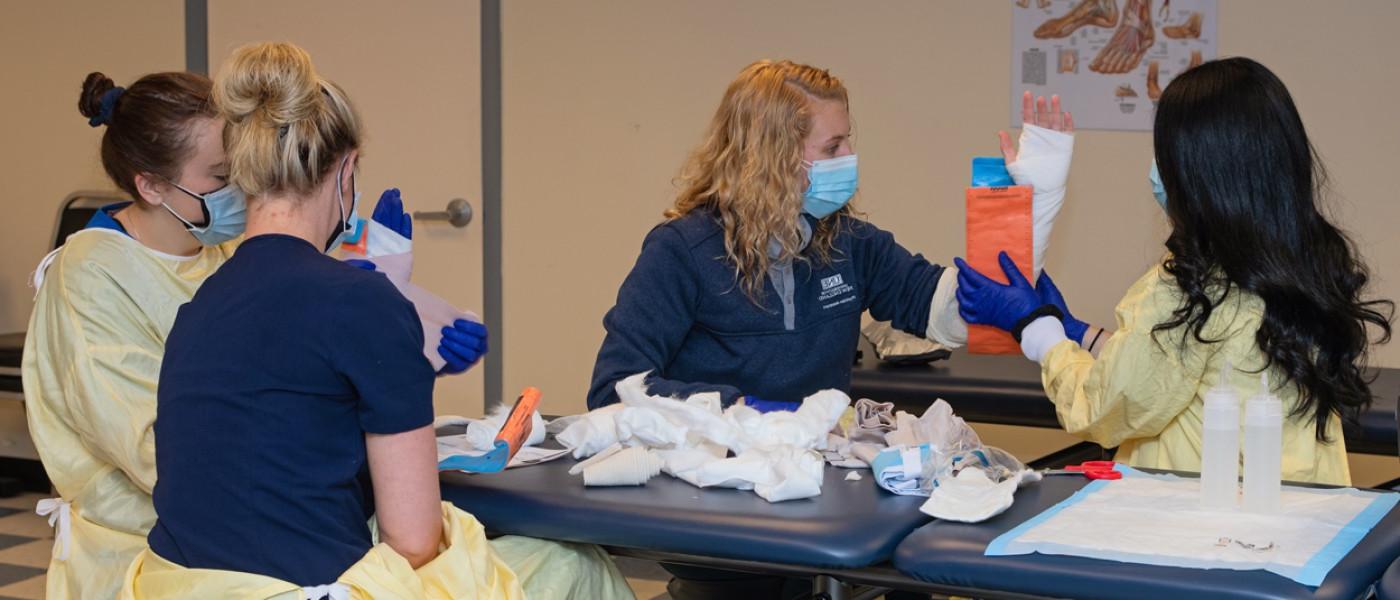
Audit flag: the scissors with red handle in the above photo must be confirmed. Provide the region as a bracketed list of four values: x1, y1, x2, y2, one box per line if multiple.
[1041, 460, 1122, 480]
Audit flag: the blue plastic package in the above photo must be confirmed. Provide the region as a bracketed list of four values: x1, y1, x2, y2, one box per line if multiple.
[971, 157, 1015, 187]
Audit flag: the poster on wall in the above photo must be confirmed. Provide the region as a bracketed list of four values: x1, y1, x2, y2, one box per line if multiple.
[1011, 0, 1217, 131]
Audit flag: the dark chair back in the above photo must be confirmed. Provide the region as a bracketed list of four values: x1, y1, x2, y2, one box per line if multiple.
[52, 192, 127, 249]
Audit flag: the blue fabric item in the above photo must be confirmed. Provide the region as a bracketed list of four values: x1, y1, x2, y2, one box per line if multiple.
[971, 157, 1015, 187]
[149, 234, 436, 586]
[895, 472, 1400, 600]
[587, 209, 945, 409]
[1298, 490, 1399, 586]
[88, 86, 125, 127]
[83, 202, 132, 236]
[984, 467, 1124, 556]
[871, 444, 935, 496]
[987, 466, 1400, 587]
[743, 397, 801, 413]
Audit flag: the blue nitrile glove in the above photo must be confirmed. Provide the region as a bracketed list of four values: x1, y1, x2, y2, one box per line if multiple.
[438, 319, 488, 375]
[1034, 272, 1088, 344]
[742, 396, 801, 413]
[345, 259, 377, 271]
[371, 188, 412, 240]
[954, 251, 1060, 340]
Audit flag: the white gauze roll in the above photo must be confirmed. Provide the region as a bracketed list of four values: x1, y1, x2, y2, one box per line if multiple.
[582, 446, 663, 487]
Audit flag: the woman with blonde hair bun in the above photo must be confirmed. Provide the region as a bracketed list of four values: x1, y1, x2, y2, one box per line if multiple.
[588, 59, 1074, 598]
[121, 42, 631, 599]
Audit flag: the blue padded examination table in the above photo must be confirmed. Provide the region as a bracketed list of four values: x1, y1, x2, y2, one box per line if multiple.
[1380, 558, 1400, 600]
[892, 475, 1400, 600]
[850, 349, 1400, 457]
[440, 452, 930, 570]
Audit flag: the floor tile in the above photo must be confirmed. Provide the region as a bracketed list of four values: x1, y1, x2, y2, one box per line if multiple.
[0, 540, 51, 569]
[0, 495, 45, 512]
[0, 513, 51, 541]
[0, 572, 45, 599]
[0, 565, 45, 589]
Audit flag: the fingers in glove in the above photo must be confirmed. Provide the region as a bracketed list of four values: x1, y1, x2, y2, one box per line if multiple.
[440, 336, 482, 364]
[450, 318, 488, 336]
[437, 345, 468, 373]
[344, 259, 377, 272]
[953, 257, 998, 291]
[997, 251, 1033, 289]
[441, 326, 487, 353]
[372, 189, 402, 224]
[955, 288, 986, 324]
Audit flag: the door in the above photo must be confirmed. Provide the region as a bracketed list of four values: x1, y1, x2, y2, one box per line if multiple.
[209, 0, 485, 416]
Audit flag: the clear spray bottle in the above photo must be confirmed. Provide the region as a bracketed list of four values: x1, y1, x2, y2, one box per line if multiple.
[1200, 360, 1240, 509]
[1242, 372, 1283, 513]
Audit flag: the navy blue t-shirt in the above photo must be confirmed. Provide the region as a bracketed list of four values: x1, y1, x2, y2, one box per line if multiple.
[149, 234, 436, 586]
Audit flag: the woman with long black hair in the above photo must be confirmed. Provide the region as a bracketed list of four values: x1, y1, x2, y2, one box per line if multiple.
[956, 57, 1393, 485]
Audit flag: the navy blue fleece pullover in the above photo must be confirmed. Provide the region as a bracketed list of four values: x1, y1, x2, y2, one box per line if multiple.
[587, 210, 944, 409]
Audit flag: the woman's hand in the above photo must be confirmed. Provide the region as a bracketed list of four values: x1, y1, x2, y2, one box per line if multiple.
[999, 91, 1074, 163]
[438, 319, 488, 375]
[371, 188, 413, 240]
[953, 252, 1047, 335]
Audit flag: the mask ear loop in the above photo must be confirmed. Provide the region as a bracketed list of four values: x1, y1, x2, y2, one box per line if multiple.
[335, 155, 357, 234]
[161, 179, 213, 233]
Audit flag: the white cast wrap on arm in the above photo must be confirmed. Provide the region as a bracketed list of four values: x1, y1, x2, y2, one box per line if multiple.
[1019, 316, 1069, 364]
[1005, 124, 1074, 279]
[926, 267, 967, 349]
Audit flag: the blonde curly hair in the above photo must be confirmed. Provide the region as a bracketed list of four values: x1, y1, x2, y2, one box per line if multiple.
[667, 60, 852, 304]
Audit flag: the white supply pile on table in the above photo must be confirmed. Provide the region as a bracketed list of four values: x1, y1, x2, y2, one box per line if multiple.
[824, 396, 1040, 521]
[437, 372, 1038, 515]
[553, 372, 848, 502]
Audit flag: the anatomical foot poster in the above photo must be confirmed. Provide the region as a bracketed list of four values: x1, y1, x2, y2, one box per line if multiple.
[1011, 0, 1217, 131]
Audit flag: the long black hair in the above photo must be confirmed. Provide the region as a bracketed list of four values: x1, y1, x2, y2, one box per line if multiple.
[1153, 57, 1393, 440]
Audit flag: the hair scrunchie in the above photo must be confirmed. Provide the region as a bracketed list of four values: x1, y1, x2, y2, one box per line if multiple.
[88, 86, 126, 127]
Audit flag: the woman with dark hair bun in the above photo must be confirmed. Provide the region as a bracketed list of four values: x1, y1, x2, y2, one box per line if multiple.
[24, 69, 245, 600]
[25, 70, 411, 599]
[956, 57, 1394, 485]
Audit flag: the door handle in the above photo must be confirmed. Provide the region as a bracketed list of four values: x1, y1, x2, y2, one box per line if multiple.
[413, 198, 473, 228]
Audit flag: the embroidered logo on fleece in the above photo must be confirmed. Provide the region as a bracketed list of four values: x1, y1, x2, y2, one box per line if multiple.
[818, 273, 856, 309]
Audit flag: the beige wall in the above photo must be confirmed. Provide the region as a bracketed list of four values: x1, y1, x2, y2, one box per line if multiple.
[1, 1, 1397, 425]
[502, 0, 1400, 417]
[0, 1, 184, 333]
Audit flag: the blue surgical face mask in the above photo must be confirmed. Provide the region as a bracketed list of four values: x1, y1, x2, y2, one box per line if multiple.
[1149, 159, 1168, 210]
[802, 154, 858, 219]
[324, 156, 361, 252]
[166, 181, 248, 245]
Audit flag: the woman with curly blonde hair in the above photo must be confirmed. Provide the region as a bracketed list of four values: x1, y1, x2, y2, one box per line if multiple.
[588, 58, 1072, 597]
[589, 60, 1072, 409]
